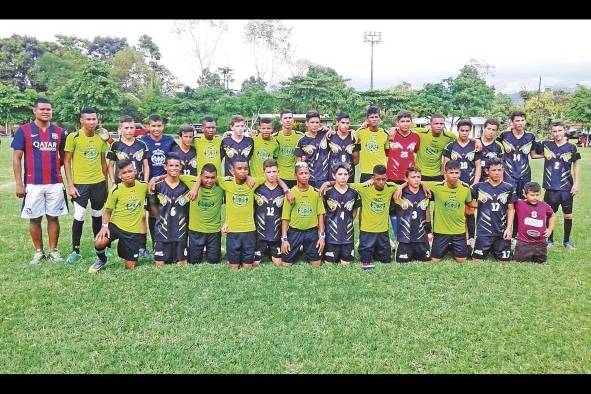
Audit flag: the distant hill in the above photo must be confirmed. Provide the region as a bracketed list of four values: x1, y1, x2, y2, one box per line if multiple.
[509, 92, 524, 104]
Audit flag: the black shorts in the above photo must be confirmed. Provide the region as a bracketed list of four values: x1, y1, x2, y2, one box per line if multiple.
[72, 182, 108, 210]
[508, 178, 530, 198]
[544, 190, 573, 214]
[226, 231, 256, 264]
[254, 239, 282, 261]
[154, 240, 187, 262]
[431, 233, 468, 259]
[281, 179, 297, 189]
[514, 240, 547, 263]
[188, 231, 221, 264]
[324, 243, 354, 263]
[358, 231, 391, 264]
[421, 175, 444, 182]
[360, 173, 373, 183]
[472, 236, 511, 261]
[283, 227, 321, 264]
[395, 242, 430, 263]
[106, 223, 145, 261]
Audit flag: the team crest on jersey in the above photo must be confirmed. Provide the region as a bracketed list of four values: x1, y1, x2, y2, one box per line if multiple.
[465, 151, 476, 161]
[301, 144, 316, 155]
[326, 198, 339, 211]
[444, 197, 461, 210]
[224, 146, 238, 159]
[198, 198, 214, 209]
[370, 199, 386, 213]
[343, 198, 356, 211]
[398, 197, 413, 210]
[279, 145, 295, 156]
[52, 133, 58, 140]
[425, 144, 438, 156]
[204, 145, 218, 159]
[365, 140, 379, 153]
[559, 152, 572, 162]
[125, 197, 141, 212]
[132, 150, 144, 162]
[296, 202, 313, 217]
[116, 151, 129, 160]
[450, 151, 462, 161]
[256, 150, 272, 160]
[151, 149, 166, 166]
[232, 193, 249, 207]
[82, 146, 99, 160]
[188, 158, 197, 168]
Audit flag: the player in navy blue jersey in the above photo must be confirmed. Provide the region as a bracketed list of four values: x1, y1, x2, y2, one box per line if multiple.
[107, 116, 149, 184]
[253, 159, 285, 267]
[171, 125, 198, 176]
[327, 112, 359, 183]
[322, 164, 359, 265]
[221, 114, 254, 176]
[478, 119, 505, 182]
[149, 153, 191, 267]
[393, 166, 431, 263]
[537, 121, 581, 249]
[294, 110, 331, 188]
[469, 157, 517, 263]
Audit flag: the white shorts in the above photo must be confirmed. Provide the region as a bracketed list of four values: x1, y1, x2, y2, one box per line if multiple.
[21, 183, 68, 219]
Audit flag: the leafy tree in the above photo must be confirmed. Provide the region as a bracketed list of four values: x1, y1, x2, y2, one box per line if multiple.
[87, 36, 128, 60]
[411, 82, 453, 117]
[197, 68, 224, 89]
[138, 34, 161, 63]
[567, 85, 591, 128]
[244, 20, 292, 86]
[0, 35, 45, 91]
[112, 47, 154, 95]
[0, 83, 38, 131]
[241, 76, 267, 92]
[482, 92, 519, 129]
[31, 49, 89, 95]
[447, 64, 495, 127]
[524, 89, 571, 135]
[55, 35, 90, 55]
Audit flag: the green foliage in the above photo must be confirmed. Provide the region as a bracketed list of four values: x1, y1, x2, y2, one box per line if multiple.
[0, 83, 38, 128]
[241, 76, 267, 92]
[567, 85, 591, 128]
[0, 35, 45, 91]
[87, 36, 128, 60]
[31, 49, 89, 96]
[524, 89, 570, 136]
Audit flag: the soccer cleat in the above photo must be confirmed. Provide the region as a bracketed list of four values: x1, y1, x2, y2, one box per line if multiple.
[66, 251, 82, 264]
[47, 250, 63, 263]
[546, 240, 554, 248]
[30, 251, 45, 265]
[88, 258, 107, 273]
[563, 241, 576, 250]
[361, 262, 375, 270]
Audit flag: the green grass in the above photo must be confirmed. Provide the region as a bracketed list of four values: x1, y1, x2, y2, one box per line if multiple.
[0, 136, 589, 373]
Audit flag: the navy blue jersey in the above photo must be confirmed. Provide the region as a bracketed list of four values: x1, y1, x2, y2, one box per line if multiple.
[254, 183, 284, 241]
[541, 141, 580, 191]
[139, 134, 176, 179]
[328, 133, 358, 180]
[107, 139, 148, 183]
[152, 180, 190, 242]
[294, 130, 330, 184]
[171, 144, 198, 176]
[394, 188, 430, 244]
[471, 181, 516, 237]
[479, 139, 505, 182]
[443, 140, 482, 184]
[324, 187, 359, 245]
[221, 136, 254, 176]
[498, 131, 536, 184]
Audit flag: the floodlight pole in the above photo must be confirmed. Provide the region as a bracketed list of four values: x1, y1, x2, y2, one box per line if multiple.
[363, 31, 382, 90]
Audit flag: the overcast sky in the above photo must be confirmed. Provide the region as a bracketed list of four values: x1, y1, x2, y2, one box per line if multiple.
[1, 19, 590, 94]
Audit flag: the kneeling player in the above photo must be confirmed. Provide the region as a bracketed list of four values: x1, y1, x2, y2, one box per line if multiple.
[469, 158, 516, 263]
[89, 159, 148, 272]
[394, 167, 431, 263]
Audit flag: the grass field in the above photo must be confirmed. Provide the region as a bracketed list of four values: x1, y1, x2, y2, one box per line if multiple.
[0, 137, 589, 373]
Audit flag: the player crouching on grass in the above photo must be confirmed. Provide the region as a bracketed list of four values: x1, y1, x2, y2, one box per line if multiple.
[89, 159, 148, 273]
[281, 162, 326, 267]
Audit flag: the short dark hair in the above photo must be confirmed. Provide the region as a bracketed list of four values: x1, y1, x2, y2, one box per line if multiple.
[280, 109, 293, 118]
[80, 107, 96, 117]
[201, 163, 217, 174]
[510, 111, 526, 121]
[430, 113, 445, 123]
[366, 106, 380, 117]
[202, 116, 215, 124]
[305, 110, 320, 121]
[259, 117, 273, 125]
[34, 98, 51, 107]
[405, 166, 421, 178]
[457, 119, 473, 130]
[396, 111, 412, 121]
[444, 160, 461, 172]
[119, 115, 134, 124]
[372, 164, 387, 176]
[523, 181, 541, 194]
[484, 119, 500, 129]
[486, 157, 503, 169]
[230, 115, 245, 126]
[551, 120, 565, 128]
[148, 114, 163, 123]
[178, 124, 195, 136]
[117, 158, 134, 171]
[336, 112, 350, 122]
[232, 158, 248, 167]
[263, 159, 278, 169]
[332, 163, 351, 175]
[165, 152, 182, 164]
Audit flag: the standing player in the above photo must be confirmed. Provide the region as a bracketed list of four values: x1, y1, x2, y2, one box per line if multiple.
[150, 153, 190, 267]
[250, 118, 279, 179]
[539, 120, 581, 249]
[194, 116, 223, 176]
[294, 110, 331, 188]
[11, 98, 68, 264]
[478, 119, 504, 182]
[415, 114, 458, 181]
[107, 115, 149, 185]
[356, 106, 389, 182]
[469, 158, 516, 263]
[328, 112, 359, 183]
[221, 115, 254, 176]
[89, 159, 148, 273]
[274, 110, 303, 189]
[253, 159, 285, 267]
[64, 107, 109, 264]
[171, 125, 198, 176]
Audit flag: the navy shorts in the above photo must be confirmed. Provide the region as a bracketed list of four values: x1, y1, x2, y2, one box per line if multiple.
[431, 233, 468, 259]
[395, 242, 430, 263]
[508, 178, 530, 198]
[188, 231, 221, 264]
[358, 231, 391, 264]
[472, 236, 511, 261]
[105, 223, 144, 261]
[254, 239, 282, 261]
[226, 231, 256, 264]
[544, 190, 573, 215]
[154, 240, 187, 262]
[72, 182, 108, 210]
[283, 227, 321, 264]
[324, 243, 354, 263]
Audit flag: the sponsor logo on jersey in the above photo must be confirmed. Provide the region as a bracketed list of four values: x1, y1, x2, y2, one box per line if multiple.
[370, 199, 386, 213]
[296, 202, 313, 217]
[232, 193, 249, 207]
